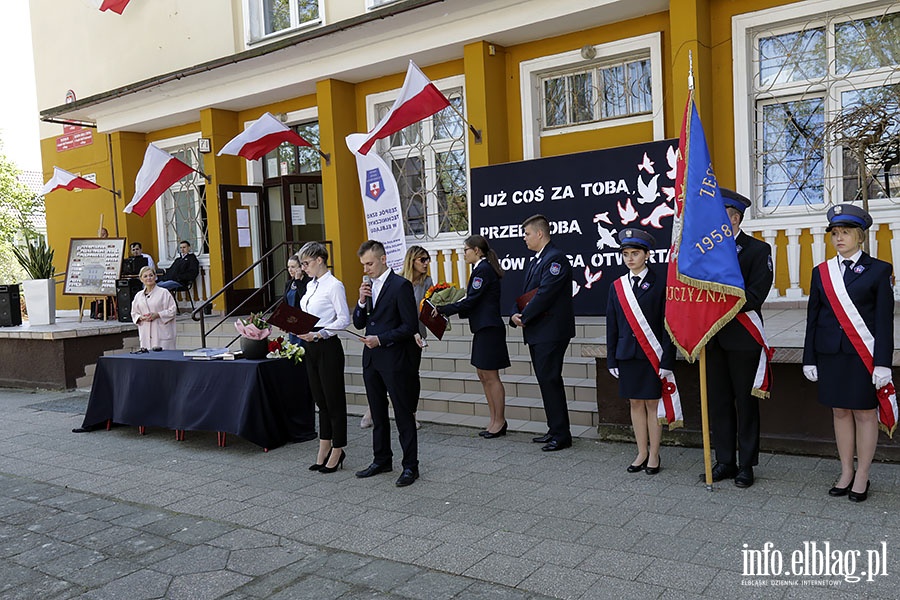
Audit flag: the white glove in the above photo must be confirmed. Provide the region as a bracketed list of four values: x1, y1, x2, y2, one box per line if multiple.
[608, 368, 619, 379]
[659, 369, 673, 379]
[873, 366, 892, 389]
[802, 365, 818, 382]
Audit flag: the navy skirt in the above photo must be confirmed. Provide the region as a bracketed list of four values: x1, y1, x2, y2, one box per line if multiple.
[471, 326, 510, 371]
[618, 359, 662, 400]
[816, 352, 878, 410]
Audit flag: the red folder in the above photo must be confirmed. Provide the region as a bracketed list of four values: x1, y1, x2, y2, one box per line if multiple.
[267, 302, 319, 335]
[419, 299, 449, 340]
[516, 288, 537, 313]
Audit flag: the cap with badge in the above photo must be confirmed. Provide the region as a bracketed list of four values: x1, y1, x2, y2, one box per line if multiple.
[617, 228, 656, 250]
[720, 188, 751, 214]
[825, 203, 873, 232]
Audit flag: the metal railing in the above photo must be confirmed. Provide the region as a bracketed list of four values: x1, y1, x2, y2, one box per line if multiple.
[190, 241, 332, 348]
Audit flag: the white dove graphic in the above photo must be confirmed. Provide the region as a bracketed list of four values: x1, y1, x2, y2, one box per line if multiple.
[638, 152, 655, 174]
[593, 212, 613, 225]
[666, 145, 679, 180]
[572, 280, 581, 297]
[583, 266, 603, 290]
[661, 186, 676, 203]
[617, 197, 639, 225]
[640, 202, 675, 229]
[595, 224, 619, 250]
[636, 174, 660, 204]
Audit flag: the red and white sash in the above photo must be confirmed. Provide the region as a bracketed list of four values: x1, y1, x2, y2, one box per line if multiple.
[613, 276, 683, 429]
[818, 257, 898, 438]
[735, 311, 774, 399]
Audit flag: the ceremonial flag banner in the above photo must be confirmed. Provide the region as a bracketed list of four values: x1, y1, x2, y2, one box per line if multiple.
[665, 93, 746, 361]
[345, 133, 407, 271]
[41, 167, 101, 195]
[95, 0, 132, 14]
[123, 144, 195, 217]
[355, 61, 451, 156]
[218, 112, 312, 161]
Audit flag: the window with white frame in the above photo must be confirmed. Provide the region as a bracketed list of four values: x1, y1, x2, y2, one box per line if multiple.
[153, 139, 208, 263]
[738, 1, 900, 215]
[519, 33, 664, 159]
[247, 0, 321, 41]
[367, 0, 402, 9]
[370, 80, 469, 240]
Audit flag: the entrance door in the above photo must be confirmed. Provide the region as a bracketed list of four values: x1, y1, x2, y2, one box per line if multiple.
[218, 184, 269, 313]
[266, 175, 325, 286]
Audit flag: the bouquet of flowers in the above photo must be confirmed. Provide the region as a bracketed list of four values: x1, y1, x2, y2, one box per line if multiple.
[421, 282, 466, 330]
[235, 313, 271, 340]
[266, 336, 305, 364]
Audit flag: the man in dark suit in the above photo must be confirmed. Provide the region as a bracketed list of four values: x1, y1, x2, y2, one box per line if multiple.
[352, 240, 421, 487]
[158, 240, 200, 292]
[706, 189, 773, 488]
[511, 214, 575, 451]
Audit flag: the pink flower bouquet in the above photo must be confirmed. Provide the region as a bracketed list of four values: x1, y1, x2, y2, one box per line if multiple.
[235, 313, 271, 340]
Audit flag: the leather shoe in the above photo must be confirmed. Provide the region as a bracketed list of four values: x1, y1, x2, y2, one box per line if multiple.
[478, 430, 489, 437]
[734, 466, 754, 488]
[828, 473, 854, 497]
[541, 438, 571, 452]
[848, 480, 870, 503]
[645, 458, 661, 475]
[702, 462, 738, 482]
[626, 458, 647, 473]
[483, 422, 507, 439]
[532, 432, 553, 443]
[355, 463, 392, 478]
[395, 467, 419, 487]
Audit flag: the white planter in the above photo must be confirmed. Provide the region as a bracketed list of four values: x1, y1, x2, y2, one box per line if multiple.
[22, 278, 56, 325]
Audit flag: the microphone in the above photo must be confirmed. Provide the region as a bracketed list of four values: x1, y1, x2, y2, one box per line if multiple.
[362, 275, 373, 314]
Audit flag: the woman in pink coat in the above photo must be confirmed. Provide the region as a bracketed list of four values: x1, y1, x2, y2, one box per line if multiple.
[131, 266, 177, 349]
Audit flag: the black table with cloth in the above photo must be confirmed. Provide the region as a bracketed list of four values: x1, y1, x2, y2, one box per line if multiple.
[83, 351, 317, 449]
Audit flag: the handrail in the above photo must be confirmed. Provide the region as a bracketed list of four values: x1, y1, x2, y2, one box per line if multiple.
[189, 240, 331, 348]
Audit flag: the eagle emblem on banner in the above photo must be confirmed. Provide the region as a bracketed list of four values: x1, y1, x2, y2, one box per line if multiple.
[365, 168, 384, 200]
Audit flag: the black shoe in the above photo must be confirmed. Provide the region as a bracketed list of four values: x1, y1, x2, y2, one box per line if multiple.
[478, 430, 489, 437]
[626, 458, 648, 473]
[703, 462, 738, 482]
[395, 467, 419, 487]
[734, 466, 754, 488]
[828, 473, 854, 497]
[848, 480, 870, 503]
[309, 449, 332, 471]
[319, 449, 345, 474]
[645, 458, 661, 475]
[541, 438, 571, 452]
[483, 422, 507, 439]
[532, 432, 552, 443]
[355, 463, 392, 478]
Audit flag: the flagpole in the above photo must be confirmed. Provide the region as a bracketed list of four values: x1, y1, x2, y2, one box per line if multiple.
[316, 148, 331, 166]
[445, 102, 482, 144]
[687, 50, 714, 491]
[107, 134, 122, 236]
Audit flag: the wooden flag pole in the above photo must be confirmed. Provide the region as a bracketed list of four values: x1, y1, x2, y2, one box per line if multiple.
[699, 346, 714, 490]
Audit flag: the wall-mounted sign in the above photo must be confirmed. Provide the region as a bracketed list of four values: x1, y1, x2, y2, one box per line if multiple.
[56, 128, 93, 152]
[198, 137, 211, 153]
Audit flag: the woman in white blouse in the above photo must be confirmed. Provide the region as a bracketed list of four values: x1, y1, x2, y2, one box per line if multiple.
[296, 242, 352, 474]
[131, 266, 177, 349]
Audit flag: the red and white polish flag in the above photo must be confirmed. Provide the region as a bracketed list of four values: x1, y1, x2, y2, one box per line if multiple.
[41, 167, 101, 195]
[218, 112, 312, 161]
[352, 61, 451, 156]
[123, 144, 195, 217]
[92, 0, 132, 15]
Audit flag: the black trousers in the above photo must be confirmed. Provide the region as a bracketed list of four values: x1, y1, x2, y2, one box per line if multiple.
[362, 362, 418, 469]
[529, 340, 572, 442]
[305, 337, 347, 448]
[706, 337, 761, 467]
[411, 344, 422, 411]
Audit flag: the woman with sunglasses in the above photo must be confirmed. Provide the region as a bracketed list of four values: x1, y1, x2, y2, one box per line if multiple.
[435, 235, 509, 437]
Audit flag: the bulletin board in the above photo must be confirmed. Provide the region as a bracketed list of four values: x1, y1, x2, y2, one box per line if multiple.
[63, 238, 126, 296]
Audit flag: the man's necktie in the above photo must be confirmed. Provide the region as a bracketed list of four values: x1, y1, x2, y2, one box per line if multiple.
[842, 259, 854, 285]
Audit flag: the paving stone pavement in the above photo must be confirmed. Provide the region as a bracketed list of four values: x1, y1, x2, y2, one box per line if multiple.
[1, 387, 899, 599]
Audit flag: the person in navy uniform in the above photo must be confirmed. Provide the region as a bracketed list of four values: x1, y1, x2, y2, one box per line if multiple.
[510, 214, 575, 451]
[606, 228, 674, 474]
[705, 189, 773, 488]
[803, 204, 893, 503]
[436, 235, 510, 438]
[352, 240, 421, 487]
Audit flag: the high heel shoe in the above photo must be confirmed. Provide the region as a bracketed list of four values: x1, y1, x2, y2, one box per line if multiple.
[848, 480, 870, 503]
[309, 449, 332, 471]
[828, 472, 854, 497]
[626, 458, 648, 473]
[319, 449, 345, 474]
[645, 457, 661, 475]
[483, 422, 507, 439]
